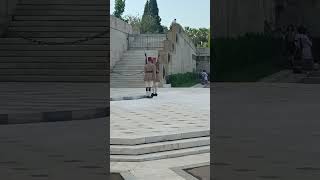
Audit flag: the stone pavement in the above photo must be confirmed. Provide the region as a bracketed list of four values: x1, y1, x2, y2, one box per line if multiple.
[111, 88, 209, 141]
[110, 88, 210, 179]
[0, 83, 108, 124]
[213, 83, 320, 180]
[111, 153, 209, 180]
[0, 118, 108, 180]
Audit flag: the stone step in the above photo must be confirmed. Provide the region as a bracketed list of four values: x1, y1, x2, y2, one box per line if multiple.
[124, 52, 158, 55]
[110, 82, 145, 84]
[116, 59, 145, 62]
[0, 69, 108, 76]
[0, 38, 107, 45]
[0, 56, 107, 62]
[112, 69, 144, 72]
[0, 50, 108, 56]
[110, 81, 145, 85]
[10, 21, 107, 27]
[0, 45, 108, 51]
[110, 79, 144, 82]
[0, 62, 106, 69]
[0, 75, 107, 82]
[111, 136, 209, 155]
[8, 26, 108, 32]
[14, 10, 107, 16]
[110, 76, 143, 79]
[129, 47, 163, 51]
[115, 63, 146, 66]
[110, 146, 210, 162]
[6, 31, 108, 38]
[111, 130, 210, 145]
[111, 69, 143, 72]
[110, 80, 144, 83]
[111, 75, 144, 78]
[16, 5, 107, 11]
[13, 15, 107, 21]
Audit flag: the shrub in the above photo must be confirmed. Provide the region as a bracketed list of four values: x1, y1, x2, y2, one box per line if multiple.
[167, 72, 199, 87]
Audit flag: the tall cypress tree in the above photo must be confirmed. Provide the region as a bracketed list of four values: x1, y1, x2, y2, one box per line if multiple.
[149, 0, 163, 33]
[141, 0, 163, 33]
[142, 0, 150, 16]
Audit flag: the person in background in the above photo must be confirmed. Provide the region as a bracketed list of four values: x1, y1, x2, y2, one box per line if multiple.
[295, 26, 314, 74]
[201, 70, 208, 85]
[170, 19, 177, 30]
[144, 57, 156, 98]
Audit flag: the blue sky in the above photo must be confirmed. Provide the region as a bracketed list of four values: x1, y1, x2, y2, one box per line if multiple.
[110, 0, 210, 28]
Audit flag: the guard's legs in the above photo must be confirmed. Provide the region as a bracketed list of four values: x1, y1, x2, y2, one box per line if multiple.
[152, 81, 156, 94]
[145, 81, 149, 96]
[145, 81, 153, 98]
[154, 82, 159, 96]
[149, 81, 153, 98]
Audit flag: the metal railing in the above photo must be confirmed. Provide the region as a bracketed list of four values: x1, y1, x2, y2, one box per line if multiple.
[128, 34, 166, 49]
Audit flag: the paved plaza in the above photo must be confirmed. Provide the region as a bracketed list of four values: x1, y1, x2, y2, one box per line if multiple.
[111, 88, 210, 141]
[110, 88, 210, 179]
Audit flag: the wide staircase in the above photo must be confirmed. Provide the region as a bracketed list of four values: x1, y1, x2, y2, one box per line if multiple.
[110, 34, 166, 88]
[111, 50, 158, 88]
[0, 0, 108, 82]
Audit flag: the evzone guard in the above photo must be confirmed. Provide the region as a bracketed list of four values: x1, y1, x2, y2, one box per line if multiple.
[144, 57, 156, 98]
[152, 57, 160, 96]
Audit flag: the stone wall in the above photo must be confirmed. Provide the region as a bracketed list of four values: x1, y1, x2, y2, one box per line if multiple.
[196, 48, 210, 73]
[110, 15, 132, 69]
[0, 0, 19, 36]
[164, 23, 197, 75]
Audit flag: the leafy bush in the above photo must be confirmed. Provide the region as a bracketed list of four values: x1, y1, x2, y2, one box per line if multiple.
[167, 72, 199, 87]
[211, 33, 287, 82]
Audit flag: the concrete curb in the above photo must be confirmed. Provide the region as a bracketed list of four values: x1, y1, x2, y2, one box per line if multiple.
[0, 107, 109, 125]
[111, 95, 146, 101]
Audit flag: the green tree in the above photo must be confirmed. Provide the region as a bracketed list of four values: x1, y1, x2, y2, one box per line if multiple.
[123, 14, 141, 33]
[149, 0, 163, 33]
[141, 0, 163, 33]
[140, 15, 158, 33]
[184, 27, 210, 47]
[113, 0, 126, 20]
[162, 25, 169, 33]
